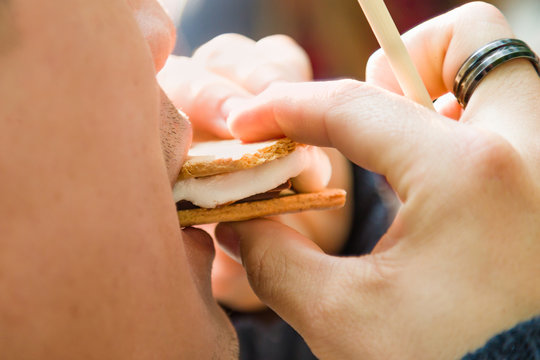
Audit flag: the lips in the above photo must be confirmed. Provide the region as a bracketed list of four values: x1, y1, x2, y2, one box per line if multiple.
[179, 226, 219, 310]
[182, 226, 215, 256]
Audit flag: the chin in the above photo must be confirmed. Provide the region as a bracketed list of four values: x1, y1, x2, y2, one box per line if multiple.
[213, 307, 240, 360]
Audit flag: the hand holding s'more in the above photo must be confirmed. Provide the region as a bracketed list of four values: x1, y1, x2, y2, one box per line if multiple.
[159, 36, 349, 228]
[174, 137, 346, 227]
[159, 33, 353, 312]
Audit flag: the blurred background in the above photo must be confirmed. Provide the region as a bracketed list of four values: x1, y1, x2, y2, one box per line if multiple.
[160, 0, 540, 81]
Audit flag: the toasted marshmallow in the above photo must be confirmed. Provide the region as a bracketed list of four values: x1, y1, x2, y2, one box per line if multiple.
[173, 144, 331, 208]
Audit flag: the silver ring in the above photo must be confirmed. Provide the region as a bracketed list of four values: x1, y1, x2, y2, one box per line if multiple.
[453, 39, 540, 108]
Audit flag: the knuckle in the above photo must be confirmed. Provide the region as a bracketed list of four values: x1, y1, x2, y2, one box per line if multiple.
[243, 243, 288, 302]
[261, 80, 280, 92]
[348, 255, 397, 301]
[211, 33, 253, 48]
[331, 78, 363, 93]
[460, 129, 524, 188]
[256, 35, 312, 80]
[202, 33, 252, 48]
[457, 2, 510, 36]
[461, 2, 506, 23]
[316, 79, 382, 147]
[365, 48, 386, 76]
[366, 47, 385, 64]
[329, 79, 373, 102]
[193, 33, 253, 61]
[257, 34, 299, 49]
[243, 62, 291, 91]
[252, 73, 294, 95]
[323, 79, 360, 112]
[324, 79, 377, 117]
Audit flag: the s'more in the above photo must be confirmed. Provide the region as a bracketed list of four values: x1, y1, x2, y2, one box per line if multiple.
[174, 138, 346, 227]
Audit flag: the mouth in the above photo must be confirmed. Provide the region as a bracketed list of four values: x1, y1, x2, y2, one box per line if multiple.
[181, 226, 217, 300]
[182, 226, 216, 255]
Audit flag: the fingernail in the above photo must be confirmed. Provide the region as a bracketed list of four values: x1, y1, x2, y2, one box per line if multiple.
[215, 223, 241, 263]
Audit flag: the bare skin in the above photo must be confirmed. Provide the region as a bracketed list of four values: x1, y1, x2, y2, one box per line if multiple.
[213, 2, 540, 359]
[0, 0, 237, 358]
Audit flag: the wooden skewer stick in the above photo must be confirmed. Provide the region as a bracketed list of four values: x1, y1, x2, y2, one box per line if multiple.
[356, 0, 434, 110]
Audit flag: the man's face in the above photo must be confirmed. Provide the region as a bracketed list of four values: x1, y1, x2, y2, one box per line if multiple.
[0, 0, 237, 357]
[126, 0, 239, 357]
[127, 0, 176, 72]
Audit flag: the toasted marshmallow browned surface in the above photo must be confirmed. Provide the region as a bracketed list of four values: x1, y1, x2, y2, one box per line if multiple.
[178, 138, 298, 180]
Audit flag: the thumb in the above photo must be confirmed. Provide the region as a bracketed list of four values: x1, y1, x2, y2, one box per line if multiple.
[215, 220, 330, 321]
[215, 220, 346, 330]
[215, 219, 387, 359]
[216, 220, 395, 359]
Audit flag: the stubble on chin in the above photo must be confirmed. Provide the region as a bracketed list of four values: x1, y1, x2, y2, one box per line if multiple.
[212, 323, 240, 360]
[159, 89, 192, 185]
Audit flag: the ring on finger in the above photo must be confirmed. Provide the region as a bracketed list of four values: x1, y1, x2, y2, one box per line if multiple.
[453, 38, 540, 108]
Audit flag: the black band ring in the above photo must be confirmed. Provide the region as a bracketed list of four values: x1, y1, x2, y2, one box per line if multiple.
[453, 38, 540, 108]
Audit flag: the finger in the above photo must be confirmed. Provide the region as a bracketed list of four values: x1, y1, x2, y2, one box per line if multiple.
[211, 244, 265, 311]
[193, 33, 312, 93]
[366, 2, 540, 154]
[216, 220, 400, 359]
[215, 220, 342, 334]
[433, 92, 462, 120]
[158, 55, 252, 139]
[366, 2, 514, 99]
[228, 80, 455, 196]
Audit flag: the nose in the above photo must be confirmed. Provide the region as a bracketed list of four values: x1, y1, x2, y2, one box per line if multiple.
[130, 0, 177, 71]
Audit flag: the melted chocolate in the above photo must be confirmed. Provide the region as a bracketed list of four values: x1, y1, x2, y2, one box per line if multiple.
[176, 181, 292, 211]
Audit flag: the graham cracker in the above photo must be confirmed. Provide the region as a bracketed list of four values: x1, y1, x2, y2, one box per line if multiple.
[178, 138, 300, 180]
[178, 188, 346, 227]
